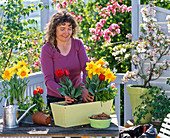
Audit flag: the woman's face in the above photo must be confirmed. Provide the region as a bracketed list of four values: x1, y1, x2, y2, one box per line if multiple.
[56, 22, 73, 43]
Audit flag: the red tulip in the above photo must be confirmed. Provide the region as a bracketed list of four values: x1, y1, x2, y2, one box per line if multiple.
[64, 69, 70, 76]
[37, 87, 43, 94]
[99, 73, 105, 81]
[55, 69, 64, 78]
[33, 89, 38, 95]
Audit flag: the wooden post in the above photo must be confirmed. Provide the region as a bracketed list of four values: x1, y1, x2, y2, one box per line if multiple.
[124, 0, 141, 125]
[131, 0, 140, 41]
[40, 0, 49, 32]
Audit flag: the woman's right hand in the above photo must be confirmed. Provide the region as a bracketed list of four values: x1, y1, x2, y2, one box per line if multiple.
[65, 96, 74, 104]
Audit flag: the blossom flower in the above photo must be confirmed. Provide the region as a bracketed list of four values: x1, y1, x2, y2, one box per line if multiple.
[2, 67, 12, 81]
[37, 86, 44, 94]
[17, 60, 27, 68]
[125, 53, 130, 59]
[64, 69, 70, 76]
[96, 58, 105, 67]
[17, 66, 30, 79]
[112, 3, 170, 87]
[1, 61, 30, 103]
[99, 74, 105, 81]
[92, 64, 102, 75]
[83, 59, 117, 102]
[88, 57, 96, 61]
[86, 61, 95, 71]
[111, 83, 115, 88]
[104, 68, 114, 83]
[33, 89, 38, 95]
[55, 69, 64, 78]
[126, 33, 132, 40]
[34, 61, 40, 68]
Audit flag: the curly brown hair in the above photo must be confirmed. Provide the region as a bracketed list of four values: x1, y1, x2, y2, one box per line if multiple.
[44, 10, 78, 52]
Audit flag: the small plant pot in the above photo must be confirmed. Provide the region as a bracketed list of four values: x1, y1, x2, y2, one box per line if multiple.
[32, 111, 52, 126]
[88, 118, 111, 128]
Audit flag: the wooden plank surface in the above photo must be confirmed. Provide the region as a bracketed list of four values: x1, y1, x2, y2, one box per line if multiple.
[0, 116, 119, 137]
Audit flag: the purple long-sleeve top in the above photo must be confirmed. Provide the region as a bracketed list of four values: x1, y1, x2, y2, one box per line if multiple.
[40, 37, 89, 98]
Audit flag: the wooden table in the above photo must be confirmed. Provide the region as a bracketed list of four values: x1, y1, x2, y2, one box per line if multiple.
[0, 114, 119, 137]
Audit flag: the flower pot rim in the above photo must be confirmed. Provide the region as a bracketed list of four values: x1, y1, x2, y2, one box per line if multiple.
[88, 118, 111, 128]
[88, 118, 111, 121]
[52, 99, 113, 106]
[127, 84, 160, 89]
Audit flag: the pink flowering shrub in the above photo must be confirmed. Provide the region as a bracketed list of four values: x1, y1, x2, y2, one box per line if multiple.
[112, 3, 170, 88]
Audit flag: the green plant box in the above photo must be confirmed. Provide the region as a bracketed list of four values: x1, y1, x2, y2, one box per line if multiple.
[50, 99, 113, 128]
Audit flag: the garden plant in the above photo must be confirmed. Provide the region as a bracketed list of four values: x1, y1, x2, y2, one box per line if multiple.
[112, 2, 170, 88]
[0, 60, 30, 104]
[0, 0, 45, 76]
[0, 0, 169, 126]
[133, 79, 170, 128]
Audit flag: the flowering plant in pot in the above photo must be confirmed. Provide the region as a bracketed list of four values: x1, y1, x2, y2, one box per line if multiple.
[18, 87, 51, 126]
[55, 58, 118, 104]
[55, 69, 84, 104]
[0, 60, 30, 104]
[83, 58, 118, 102]
[112, 3, 170, 123]
[51, 58, 117, 127]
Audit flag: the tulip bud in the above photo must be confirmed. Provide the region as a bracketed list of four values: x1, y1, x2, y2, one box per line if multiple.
[55, 69, 64, 78]
[99, 73, 105, 81]
[64, 69, 70, 76]
[33, 89, 38, 95]
[37, 87, 43, 94]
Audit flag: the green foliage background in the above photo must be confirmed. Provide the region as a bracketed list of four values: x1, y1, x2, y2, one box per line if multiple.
[0, 0, 45, 76]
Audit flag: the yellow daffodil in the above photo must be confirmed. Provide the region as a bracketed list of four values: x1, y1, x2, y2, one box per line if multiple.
[111, 75, 117, 82]
[17, 60, 27, 68]
[104, 68, 114, 83]
[96, 58, 105, 67]
[86, 61, 95, 71]
[88, 71, 93, 80]
[17, 66, 30, 79]
[2, 67, 12, 81]
[92, 64, 102, 75]
[10, 63, 19, 75]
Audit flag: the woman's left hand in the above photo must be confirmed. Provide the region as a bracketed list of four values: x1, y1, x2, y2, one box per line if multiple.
[81, 88, 94, 102]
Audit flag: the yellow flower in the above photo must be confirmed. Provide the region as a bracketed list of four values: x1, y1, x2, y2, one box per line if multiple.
[86, 61, 95, 71]
[2, 67, 12, 81]
[10, 63, 19, 75]
[88, 71, 93, 80]
[104, 68, 114, 83]
[17, 60, 27, 68]
[17, 66, 30, 79]
[96, 58, 105, 67]
[111, 75, 117, 82]
[92, 64, 102, 75]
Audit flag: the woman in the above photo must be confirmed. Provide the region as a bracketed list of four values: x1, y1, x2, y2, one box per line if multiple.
[40, 10, 93, 110]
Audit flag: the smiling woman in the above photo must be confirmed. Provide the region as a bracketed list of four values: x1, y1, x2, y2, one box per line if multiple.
[56, 22, 73, 56]
[41, 10, 93, 113]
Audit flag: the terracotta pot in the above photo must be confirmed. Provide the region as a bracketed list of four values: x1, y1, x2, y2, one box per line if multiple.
[32, 111, 51, 126]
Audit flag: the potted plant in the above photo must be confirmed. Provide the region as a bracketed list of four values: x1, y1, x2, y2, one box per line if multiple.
[112, 3, 170, 124]
[56, 69, 84, 104]
[0, 60, 30, 105]
[134, 79, 170, 129]
[50, 58, 118, 128]
[18, 86, 51, 126]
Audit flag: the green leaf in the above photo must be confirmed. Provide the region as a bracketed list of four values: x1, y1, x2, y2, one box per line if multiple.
[74, 88, 82, 98]
[70, 88, 76, 97]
